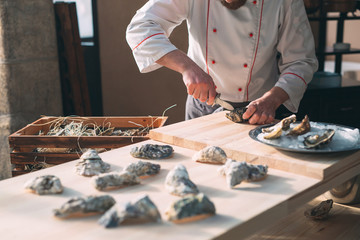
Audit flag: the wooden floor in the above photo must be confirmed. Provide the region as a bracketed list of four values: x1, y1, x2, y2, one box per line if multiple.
[246, 195, 360, 240]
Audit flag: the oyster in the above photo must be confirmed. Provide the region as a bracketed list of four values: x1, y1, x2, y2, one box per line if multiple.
[165, 193, 216, 223]
[165, 164, 199, 196]
[225, 107, 248, 123]
[218, 159, 268, 188]
[192, 146, 227, 164]
[130, 144, 174, 159]
[98, 195, 161, 228]
[91, 171, 140, 191]
[75, 149, 110, 176]
[123, 160, 161, 178]
[303, 129, 335, 149]
[247, 163, 269, 181]
[287, 115, 311, 136]
[304, 199, 333, 220]
[54, 195, 116, 218]
[24, 175, 63, 195]
[262, 114, 297, 139]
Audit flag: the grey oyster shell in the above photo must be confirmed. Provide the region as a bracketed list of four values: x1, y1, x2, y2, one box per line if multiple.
[303, 129, 335, 149]
[123, 160, 161, 178]
[130, 144, 174, 159]
[91, 171, 140, 191]
[218, 159, 268, 188]
[24, 175, 63, 195]
[304, 199, 333, 220]
[54, 195, 116, 218]
[75, 149, 111, 176]
[98, 195, 161, 228]
[192, 146, 227, 164]
[165, 193, 216, 223]
[226, 107, 248, 123]
[165, 164, 199, 196]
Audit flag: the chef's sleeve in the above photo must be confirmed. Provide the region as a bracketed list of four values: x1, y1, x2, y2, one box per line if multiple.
[275, 0, 319, 113]
[126, 0, 190, 73]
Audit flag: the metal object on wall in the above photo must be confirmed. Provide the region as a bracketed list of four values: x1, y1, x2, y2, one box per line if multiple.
[0, 0, 63, 179]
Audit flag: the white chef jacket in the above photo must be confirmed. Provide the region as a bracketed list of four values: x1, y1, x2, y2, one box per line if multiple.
[126, 0, 318, 112]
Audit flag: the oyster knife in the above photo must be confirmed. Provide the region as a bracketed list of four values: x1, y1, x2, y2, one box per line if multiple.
[213, 94, 234, 111]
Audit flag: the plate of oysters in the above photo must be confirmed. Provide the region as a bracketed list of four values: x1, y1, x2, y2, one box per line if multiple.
[248, 114, 360, 153]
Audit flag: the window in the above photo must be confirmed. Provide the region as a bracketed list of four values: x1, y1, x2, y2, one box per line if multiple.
[53, 0, 93, 39]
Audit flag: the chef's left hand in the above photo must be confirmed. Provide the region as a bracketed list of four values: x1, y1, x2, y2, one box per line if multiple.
[242, 87, 289, 125]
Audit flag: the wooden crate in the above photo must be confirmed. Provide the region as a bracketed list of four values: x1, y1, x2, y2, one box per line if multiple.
[9, 116, 167, 176]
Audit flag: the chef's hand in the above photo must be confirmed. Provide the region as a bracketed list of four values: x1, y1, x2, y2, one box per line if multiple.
[242, 87, 289, 125]
[155, 50, 217, 105]
[182, 65, 217, 105]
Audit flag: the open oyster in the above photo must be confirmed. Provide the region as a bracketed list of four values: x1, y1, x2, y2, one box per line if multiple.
[287, 115, 311, 136]
[192, 146, 227, 164]
[54, 195, 116, 218]
[130, 144, 174, 159]
[24, 175, 63, 195]
[123, 160, 161, 178]
[218, 159, 268, 188]
[304, 199, 333, 220]
[165, 164, 199, 196]
[303, 129, 335, 149]
[91, 171, 140, 191]
[262, 114, 297, 139]
[226, 107, 248, 123]
[165, 193, 216, 223]
[98, 195, 161, 228]
[75, 149, 110, 176]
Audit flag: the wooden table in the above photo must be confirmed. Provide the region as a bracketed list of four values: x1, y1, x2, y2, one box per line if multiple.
[1, 112, 360, 239]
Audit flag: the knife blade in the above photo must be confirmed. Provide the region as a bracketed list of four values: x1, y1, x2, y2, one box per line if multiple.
[213, 94, 234, 111]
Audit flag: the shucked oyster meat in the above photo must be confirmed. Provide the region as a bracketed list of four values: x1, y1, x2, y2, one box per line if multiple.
[124, 160, 161, 178]
[130, 144, 174, 159]
[303, 129, 335, 149]
[165, 193, 216, 224]
[91, 171, 140, 191]
[75, 149, 110, 176]
[192, 146, 227, 164]
[262, 114, 297, 139]
[218, 159, 268, 188]
[98, 195, 161, 228]
[165, 164, 199, 196]
[54, 195, 116, 218]
[287, 115, 311, 136]
[24, 175, 63, 195]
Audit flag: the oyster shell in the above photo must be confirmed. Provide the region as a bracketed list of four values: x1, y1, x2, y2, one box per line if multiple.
[98, 195, 161, 228]
[304, 199, 333, 220]
[262, 114, 297, 139]
[225, 107, 248, 123]
[192, 146, 227, 164]
[165, 193, 216, 223]
[54, 195, 116, 218]
[24, 175, 63, 195]
[123, 160, 161, 178]
[165, 164, 199, 196]
[287, 115, 311, 136]
[218, 159, 268, 188]
[130, 144, 174, 159]
[303, 129, 335, 149]
[91, 171, 140, 191]
[75, 149, 111, 176]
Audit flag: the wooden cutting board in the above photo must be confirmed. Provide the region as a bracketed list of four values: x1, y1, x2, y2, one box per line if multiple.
[149, 111, 360, 180]
[0, 140, 320, 240]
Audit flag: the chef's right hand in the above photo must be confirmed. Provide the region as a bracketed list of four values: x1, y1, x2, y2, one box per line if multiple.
[182, 65, 217, 106]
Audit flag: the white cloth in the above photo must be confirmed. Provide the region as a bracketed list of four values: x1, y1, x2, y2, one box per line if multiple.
[126, 0, 318, 112]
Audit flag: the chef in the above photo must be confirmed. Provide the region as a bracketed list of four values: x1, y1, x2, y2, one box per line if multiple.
[126, 0, 318, 124]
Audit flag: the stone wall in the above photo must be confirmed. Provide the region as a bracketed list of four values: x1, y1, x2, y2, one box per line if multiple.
[0, 0, 63, 179]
